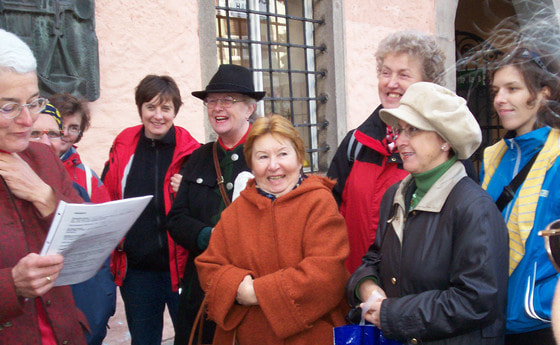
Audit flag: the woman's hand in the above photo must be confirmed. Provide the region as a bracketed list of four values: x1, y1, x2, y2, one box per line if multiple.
[170, 173, 183, 193]
[12, 253, 65, 298]
[358, 279, 387, 328]
[236, 275, 259, 306]
[0, 152, 57, 217]
[358, 279, 387, 302]
[361, 298, 386, 327]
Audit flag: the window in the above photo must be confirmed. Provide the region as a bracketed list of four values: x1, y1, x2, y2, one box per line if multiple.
[216, 0, 327, 172]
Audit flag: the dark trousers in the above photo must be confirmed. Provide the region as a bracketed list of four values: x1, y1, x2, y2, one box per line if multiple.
[505, 327, 555, 345]
[173, 268, 215, 345]
[120, 269, 179, 345]
[71, 257, 116, 345]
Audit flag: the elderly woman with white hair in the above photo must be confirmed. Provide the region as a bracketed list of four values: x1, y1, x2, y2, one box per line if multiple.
[346, 82, 509, 345]
[0, 29, 87, 344]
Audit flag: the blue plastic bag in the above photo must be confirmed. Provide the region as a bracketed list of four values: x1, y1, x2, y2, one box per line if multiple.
[333, 324, 403, 345]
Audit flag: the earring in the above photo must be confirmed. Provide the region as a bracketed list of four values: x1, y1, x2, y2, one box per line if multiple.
[441, 145, 447, 151]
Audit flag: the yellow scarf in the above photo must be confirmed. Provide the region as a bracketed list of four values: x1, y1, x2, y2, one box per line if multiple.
[482, 129, 560, 275]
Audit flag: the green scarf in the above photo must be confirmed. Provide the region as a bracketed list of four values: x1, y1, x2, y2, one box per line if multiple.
[410, 155, 458, 211]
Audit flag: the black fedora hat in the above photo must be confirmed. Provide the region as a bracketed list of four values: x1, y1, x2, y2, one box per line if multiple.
[192, 64, 266, 101]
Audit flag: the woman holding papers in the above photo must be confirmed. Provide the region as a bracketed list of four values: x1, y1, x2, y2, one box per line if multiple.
[36, 97, 116, 345]
[0, 29, 87, 344]
[102, 75, 199, 345]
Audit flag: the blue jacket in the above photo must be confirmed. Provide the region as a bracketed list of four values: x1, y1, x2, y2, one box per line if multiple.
[481, 126, 560, 334]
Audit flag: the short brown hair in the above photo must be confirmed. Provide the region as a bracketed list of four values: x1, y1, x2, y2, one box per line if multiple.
[49, 93, 91, 143]
[244, 114, 305, 170]
[135, 75, 183, 116]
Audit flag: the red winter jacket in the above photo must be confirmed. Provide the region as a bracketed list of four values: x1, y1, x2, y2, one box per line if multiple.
[327, 106, 408, 273]
[102, 125, 200, 291]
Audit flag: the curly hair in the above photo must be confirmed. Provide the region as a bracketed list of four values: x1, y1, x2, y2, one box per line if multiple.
[375, 30, 446, 86]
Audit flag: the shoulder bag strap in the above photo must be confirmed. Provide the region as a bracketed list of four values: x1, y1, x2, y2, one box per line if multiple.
[213, 141, 231, 207]
[495, 150, 540, 212]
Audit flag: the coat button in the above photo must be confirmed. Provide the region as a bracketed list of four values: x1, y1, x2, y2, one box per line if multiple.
[410, 338, 418, 344]
[2, 322, 12, 328]
[390, 157, 396, 162]
[391, 277, 397, 285]
[196, 178, 203, 184]
[63, 341, 69, 344]
[231, 153, 239, 161]
[226, 182, 233, 190]
[45, 300, 52, 306]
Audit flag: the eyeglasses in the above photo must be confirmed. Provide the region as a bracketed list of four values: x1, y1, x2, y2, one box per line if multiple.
[29, 130, 64, 141]
[393, 125, 423, 139]
[63, 124, 81, 136]
[203, 96, 243, 109]
[538, 219, 560, 273]
[0, 98, 48, 120]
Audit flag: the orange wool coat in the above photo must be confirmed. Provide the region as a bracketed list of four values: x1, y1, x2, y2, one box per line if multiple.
[195, 175, 350, 345]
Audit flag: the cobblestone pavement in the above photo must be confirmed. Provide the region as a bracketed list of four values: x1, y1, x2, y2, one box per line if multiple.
[102, 290, 174, 345]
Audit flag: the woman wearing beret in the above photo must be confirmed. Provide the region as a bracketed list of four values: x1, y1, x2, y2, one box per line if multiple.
[195, 115, 349, 345]
[166, 64, 265, 344]
[346, 82, 509, 344]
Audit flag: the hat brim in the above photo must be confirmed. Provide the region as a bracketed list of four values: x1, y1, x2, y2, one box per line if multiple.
[192, 90, 266, 101]
[379, 106, 436, 132]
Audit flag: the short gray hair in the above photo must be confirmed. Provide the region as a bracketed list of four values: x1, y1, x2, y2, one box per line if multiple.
[376, 30, 446, 86]
[0, 29, 37, 74]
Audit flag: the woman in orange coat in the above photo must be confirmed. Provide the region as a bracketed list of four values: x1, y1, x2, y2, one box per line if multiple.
[195, 115, 349, 345]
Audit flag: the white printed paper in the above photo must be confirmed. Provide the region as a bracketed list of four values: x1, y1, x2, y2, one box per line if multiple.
[40, 195, 152, 286]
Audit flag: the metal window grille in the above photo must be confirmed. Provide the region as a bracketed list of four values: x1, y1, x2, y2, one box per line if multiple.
[215, 0, 326, 172]
[455, 31, 506, 171]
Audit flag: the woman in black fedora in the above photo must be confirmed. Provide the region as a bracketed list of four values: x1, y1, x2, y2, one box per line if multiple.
[167, 64, 265, 344]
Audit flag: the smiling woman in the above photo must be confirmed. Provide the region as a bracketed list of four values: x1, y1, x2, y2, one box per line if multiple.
[101, 74, 200, 345]
[345, 82, 508, 345]
[166, 64, 265, 344]
[481, 45, 560, 345]
[195, 114, 349, 345]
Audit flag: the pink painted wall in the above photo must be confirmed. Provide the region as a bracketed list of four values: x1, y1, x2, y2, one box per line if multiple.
[80, 1, 439, 174]
[80, 0, 205, 174]
[342, 1, 436, 130]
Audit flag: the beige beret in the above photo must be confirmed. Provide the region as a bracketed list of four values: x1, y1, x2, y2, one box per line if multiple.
[379, 82, 482, 159]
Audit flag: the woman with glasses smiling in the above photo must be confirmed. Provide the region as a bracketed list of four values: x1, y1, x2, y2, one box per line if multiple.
[346, 82, 509, 345]
[166, 64, 265, 344]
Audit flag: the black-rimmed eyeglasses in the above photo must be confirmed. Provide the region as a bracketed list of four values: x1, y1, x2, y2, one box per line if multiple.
[538, 219, 560, 273]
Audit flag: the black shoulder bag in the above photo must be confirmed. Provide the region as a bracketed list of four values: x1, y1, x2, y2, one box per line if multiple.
[495, 151, 540, 212]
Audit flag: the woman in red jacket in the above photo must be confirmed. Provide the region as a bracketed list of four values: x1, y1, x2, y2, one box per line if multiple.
[102, 75, 200, 345]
